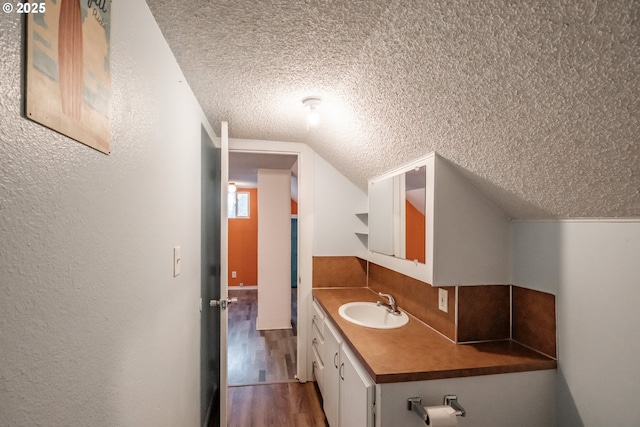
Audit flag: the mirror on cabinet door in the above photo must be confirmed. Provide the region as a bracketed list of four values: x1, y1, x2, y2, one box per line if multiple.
[405, 166, 426, 263]
[369, 162, 426, 264]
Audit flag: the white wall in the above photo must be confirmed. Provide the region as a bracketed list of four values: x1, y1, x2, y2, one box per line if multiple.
[513, 221, 640, 426]
[313, 153, 368, 257]
[0, 1, 213, 425]
[257, 169, 292, 330]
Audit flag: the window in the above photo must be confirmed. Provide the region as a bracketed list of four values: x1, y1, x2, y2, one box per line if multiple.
[228, 191, 250, 218]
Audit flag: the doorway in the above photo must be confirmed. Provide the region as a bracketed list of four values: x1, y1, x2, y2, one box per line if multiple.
[227, 151, 299, 386]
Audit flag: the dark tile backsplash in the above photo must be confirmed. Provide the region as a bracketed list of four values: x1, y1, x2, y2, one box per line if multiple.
[457, 285, 511, 343]
[512, 286, 557, 358]
[312, 256, 367, 288]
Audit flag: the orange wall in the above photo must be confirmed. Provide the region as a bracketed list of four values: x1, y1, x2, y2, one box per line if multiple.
[228, 188, 258, 286]
[405, 200, 426, 263]
[228, 189, 298, 287]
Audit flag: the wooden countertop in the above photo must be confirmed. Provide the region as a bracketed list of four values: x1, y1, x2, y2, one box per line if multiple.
[313, 287, 557, 384]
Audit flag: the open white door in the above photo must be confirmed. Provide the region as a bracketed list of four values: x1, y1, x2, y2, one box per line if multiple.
[213, 121, 230, 426]
[219, 121, 230, 426]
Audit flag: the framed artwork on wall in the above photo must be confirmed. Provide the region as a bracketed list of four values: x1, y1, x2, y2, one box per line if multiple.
[26, 0, 112, 154]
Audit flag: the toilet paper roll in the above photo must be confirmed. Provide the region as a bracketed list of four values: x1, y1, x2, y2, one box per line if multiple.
[425, 405, 458, 427]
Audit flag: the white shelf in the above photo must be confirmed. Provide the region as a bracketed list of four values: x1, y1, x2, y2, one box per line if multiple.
[355, 213, 369, 247]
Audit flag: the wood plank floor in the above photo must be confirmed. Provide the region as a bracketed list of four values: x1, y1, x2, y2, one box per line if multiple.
[228, 288, 298, 385]
[225, 289, 327, 426]
[228, 382, 328, 427]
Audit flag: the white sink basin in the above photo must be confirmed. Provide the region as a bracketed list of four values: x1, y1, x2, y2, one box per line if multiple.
[338, 302, 409, 329]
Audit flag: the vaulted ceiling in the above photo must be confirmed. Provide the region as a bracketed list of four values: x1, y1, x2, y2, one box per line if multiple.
[148, 0, 639, 219]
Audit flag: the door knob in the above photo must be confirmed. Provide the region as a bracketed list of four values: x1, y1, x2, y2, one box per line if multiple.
[209, 297, 237, 310]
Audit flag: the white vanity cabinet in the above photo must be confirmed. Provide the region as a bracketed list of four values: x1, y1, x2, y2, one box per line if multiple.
[339, 344, 375, 427]
[311, 295, 556, 426]
[316, 305, 375, 427]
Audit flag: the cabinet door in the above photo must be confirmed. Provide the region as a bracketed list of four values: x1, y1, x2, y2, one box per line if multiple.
[323, 320, 342, 427]
[339, 345, 375, 427]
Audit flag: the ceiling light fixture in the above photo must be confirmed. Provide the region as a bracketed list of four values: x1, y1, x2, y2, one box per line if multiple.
[228, 182, 237, 193]
[302, 96, 322, 127]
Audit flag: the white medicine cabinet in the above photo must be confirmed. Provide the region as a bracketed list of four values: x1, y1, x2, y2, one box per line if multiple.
[368, 152, 511, 286]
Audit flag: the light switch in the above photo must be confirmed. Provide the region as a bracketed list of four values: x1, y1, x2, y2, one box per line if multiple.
[173, 246, 181, 277]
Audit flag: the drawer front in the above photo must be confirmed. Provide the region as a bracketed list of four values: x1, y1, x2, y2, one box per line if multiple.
[312, 317, 325, 345]
[312, 344, 325, 393]
[312, 333, 324, 359]
[312, 299, 326, 338]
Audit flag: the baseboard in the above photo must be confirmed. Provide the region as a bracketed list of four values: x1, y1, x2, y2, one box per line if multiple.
[229, 285, 258, 290]
[256, 315, 294, 331]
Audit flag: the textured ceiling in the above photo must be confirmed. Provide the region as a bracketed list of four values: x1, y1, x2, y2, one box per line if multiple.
[229, 151, 298, 187]
[148, 0, 639, 219]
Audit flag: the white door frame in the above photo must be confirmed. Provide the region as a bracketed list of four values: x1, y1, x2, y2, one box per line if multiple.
[227, 138, 314, 385]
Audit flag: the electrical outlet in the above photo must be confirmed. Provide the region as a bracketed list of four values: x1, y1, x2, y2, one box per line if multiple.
[232, 271, 237, 279]
[438, 288, 448, 313]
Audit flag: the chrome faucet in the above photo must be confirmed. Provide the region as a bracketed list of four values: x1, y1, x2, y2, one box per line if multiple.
[377, 292, 401, 315]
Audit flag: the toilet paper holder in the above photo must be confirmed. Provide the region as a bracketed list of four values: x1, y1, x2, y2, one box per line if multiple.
[408, 395, 466, 423]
